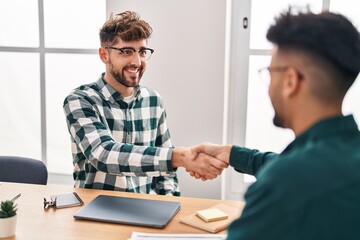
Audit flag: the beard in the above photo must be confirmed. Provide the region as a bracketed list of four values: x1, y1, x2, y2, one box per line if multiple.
[270, 90, 285, 128]
[273, 113, 283, 128]
[272, 107, 286, 128]
[109, 61, 144, 88]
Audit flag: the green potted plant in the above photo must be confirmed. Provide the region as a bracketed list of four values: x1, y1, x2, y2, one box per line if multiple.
[0, 200, 18, 238]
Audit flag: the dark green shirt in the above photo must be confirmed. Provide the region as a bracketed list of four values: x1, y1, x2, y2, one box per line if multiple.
[227, 115, 360, 240]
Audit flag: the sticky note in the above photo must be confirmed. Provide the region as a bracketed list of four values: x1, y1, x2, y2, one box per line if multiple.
[196, 208, 229, 222]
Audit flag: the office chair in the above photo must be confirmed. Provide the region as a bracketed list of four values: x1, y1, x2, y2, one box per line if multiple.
[0, 156, 48, 185]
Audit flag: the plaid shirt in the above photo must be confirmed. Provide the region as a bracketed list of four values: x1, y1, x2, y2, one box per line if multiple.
[63, 74, 180, 196]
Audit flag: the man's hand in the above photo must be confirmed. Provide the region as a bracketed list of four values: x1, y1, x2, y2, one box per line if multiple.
[172, 147, 228, 180]
[189, 143, 232, 180]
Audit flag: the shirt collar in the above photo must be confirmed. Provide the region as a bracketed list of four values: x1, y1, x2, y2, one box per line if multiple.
[283, 115, 358, 154]
[95, 73, 142, 104]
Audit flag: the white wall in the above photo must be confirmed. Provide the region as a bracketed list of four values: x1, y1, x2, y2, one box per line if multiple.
[106, 0, 227, 199]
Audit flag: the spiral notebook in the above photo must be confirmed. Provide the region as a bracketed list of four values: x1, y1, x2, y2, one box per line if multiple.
[74, 195, 181, 228]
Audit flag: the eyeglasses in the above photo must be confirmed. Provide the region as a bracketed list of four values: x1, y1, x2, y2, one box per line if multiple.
[258, 66, 303, 85]
[43, 197, 57, 209]
[258, 66, 289, 85]
[105, 46, 154, 60]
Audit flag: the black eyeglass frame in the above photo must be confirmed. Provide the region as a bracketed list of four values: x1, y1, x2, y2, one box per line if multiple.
[104, 46, 154, 60]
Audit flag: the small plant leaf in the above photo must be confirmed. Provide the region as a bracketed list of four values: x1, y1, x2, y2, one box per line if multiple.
[0, 200, 17, 218]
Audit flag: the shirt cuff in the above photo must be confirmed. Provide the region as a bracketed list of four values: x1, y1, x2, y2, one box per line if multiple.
[157, 147, 175, 176]
[229, 145, 250, 173]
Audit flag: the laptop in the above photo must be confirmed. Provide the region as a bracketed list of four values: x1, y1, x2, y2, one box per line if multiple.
[73, 195, 181, 228]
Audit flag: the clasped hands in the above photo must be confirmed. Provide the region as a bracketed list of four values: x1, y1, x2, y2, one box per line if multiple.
[172, 143, 232, 181]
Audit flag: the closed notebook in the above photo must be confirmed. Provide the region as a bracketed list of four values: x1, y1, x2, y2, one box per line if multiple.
[180, 204, 241, 233]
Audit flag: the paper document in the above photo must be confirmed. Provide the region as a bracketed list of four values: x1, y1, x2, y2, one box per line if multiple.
[129, 232, 226, 240]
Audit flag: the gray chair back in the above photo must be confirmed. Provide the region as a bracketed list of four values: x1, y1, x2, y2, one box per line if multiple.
[0, 156, 48, 185]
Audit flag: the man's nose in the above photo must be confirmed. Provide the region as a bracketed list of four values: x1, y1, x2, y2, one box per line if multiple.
[130, 52, 142, 65]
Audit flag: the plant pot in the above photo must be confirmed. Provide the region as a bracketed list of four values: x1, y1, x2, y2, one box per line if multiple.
[0, 215, 17, 238]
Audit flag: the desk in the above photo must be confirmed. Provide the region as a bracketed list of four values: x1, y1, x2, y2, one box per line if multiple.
[0, 183, 244, 240]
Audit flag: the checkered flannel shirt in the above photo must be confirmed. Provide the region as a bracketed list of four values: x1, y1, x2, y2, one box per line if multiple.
[63, 74, 180, 196]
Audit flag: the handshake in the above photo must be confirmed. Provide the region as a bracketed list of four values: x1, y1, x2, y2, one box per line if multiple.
[172, 143, 232, 181]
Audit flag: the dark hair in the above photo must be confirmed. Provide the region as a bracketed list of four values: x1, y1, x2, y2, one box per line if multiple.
[267, 8, 360, 93]
[99, 11, 152, 46]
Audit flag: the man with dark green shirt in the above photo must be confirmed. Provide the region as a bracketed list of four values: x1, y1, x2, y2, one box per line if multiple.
[193, 9, 360, 240]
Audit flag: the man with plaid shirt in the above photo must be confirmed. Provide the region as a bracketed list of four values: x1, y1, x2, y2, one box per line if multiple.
[63, 11, 227, 196]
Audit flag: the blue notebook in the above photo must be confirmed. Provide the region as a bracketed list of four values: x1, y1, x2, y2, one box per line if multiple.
[74, 195, 181, 228]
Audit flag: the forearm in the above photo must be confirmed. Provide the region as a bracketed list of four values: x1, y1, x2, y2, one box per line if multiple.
[171, 147, 190, 168]
[86, 139, 175, 176]
[65, 103, 175, 177]
[230, 146, 278, 175]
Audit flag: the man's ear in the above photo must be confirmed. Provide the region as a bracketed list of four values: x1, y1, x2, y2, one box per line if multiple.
[99, 47, 108, 64]
[283, 67, 302, 98]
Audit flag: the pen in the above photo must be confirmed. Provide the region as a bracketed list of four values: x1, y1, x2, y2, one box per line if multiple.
[11, 193, 21, 202]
